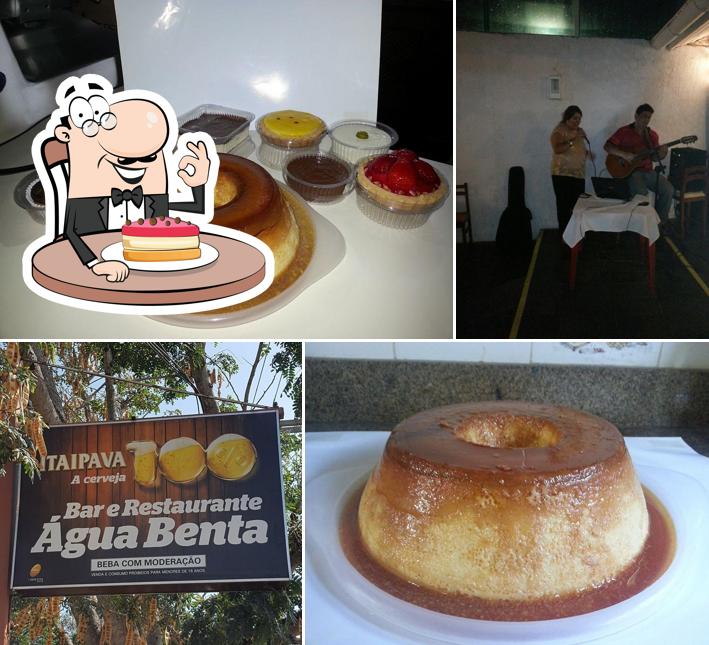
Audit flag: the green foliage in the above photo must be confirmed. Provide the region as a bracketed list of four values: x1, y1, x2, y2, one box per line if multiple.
[270, 343, 302, 418]
[0, 419, 37, 479]
[0, 346, 40, 479]
[210, 349, 239, 378]
[182, 588, 300, 645]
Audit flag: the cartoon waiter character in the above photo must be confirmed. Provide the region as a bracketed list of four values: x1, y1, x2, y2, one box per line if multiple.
[49, 75, 214, 282]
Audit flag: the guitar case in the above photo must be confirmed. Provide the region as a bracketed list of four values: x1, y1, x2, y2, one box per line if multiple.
[496, 166, 533, 255]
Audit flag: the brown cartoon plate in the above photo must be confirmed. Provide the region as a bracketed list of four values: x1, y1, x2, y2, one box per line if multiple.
[31, 231, 266, 306]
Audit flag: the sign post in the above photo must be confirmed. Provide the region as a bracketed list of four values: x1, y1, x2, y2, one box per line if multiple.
[0, 468, 14, 645]
[11, 411, 290, 596]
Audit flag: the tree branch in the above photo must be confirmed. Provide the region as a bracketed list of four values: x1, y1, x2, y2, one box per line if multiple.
[23, 343, 65, 424]
[243, 343, 265, 411]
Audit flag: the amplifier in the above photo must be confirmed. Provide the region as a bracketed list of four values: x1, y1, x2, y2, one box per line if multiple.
[668, 147, 707, 190]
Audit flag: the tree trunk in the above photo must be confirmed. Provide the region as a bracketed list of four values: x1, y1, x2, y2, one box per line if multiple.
[66, 597, 101, 645]
[190, 343, 219, 414]
[0, 470, 13, 645]
[20, 347, 102, 645]
[103, 345, 118, 422]
[97, 597, 127, 644]
[242, 343, 265, 411]
[24, 344, 64, 425]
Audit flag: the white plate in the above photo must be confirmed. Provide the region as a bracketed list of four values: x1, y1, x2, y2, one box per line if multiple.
[305, 460, 708, 645]
[100, 241, 218, 272]
[149, 181, 346, 328]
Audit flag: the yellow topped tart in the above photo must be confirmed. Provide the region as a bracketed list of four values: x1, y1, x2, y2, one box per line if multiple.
[257, 110, 326, 148]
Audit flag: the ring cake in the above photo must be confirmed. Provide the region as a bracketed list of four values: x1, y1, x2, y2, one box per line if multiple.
[212, 154, 300, 277]
[122, 216, 200, 262]
[358, 401, 650, 603]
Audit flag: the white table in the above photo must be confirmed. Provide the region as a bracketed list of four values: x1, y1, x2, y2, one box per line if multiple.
[0, 122, 452, 339]
[305, 431, 709, 645]
[562, 194, 661, 292]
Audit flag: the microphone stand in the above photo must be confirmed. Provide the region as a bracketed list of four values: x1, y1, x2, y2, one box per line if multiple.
[644, 129, 666, 229]
[582, 132, 597, 178]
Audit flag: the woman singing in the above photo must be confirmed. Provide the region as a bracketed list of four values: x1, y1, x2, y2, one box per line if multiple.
[550, 105, 594, 232]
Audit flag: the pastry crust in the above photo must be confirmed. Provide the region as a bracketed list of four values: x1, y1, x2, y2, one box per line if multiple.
[356, 159, 448, 213]
[257, 110, 326, 148]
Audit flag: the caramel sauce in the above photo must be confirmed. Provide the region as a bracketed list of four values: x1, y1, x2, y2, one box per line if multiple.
[340, 484, 675, 621]
[194, 187, 315, 314]
[389, 403, 624, 478]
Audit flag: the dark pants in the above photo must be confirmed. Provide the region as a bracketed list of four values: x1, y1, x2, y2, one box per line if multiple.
[552, 175, 585, 233]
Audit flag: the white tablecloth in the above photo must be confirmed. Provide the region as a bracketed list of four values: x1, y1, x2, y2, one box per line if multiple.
[305, 431, 709, 645]
[563, 194, 661, 248]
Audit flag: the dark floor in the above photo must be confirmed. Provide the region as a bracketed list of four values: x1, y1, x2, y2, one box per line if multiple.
[456, 220, 709, 338]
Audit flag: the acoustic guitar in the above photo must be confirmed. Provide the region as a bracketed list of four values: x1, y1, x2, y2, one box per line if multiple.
[605, 135, 697, 178]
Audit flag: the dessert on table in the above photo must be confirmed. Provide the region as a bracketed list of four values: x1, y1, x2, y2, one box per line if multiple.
[179, 104, 254, 153]
[347, 401, 672, 621]
[283, 151, 354, 203]
[256, 109, 327, 169]
[328, 119, 398, 164]
[212, 154, 300, 278]
[355, 148, 449, 228]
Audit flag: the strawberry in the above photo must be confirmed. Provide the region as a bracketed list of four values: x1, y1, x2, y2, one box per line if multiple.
[413, 159, 440, 190]
[365, 154, 397, 185]
[384, 158, 418, 194]
[394, 149, 418, 161]
[415, 177, 436, 194]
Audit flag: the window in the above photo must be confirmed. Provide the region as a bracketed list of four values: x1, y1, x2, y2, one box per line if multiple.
[458, 0, 686, 39]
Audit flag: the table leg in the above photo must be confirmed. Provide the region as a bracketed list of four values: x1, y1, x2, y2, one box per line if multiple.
[569, 242, 581, 290]
[648, 240, 656, 295]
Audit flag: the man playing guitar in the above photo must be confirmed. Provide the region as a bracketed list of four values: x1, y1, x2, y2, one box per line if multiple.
[604, 103, 673, 223]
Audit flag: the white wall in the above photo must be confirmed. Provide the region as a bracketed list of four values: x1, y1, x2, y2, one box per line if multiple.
[457, 32, 709, 242]
[305, 342, 709, 369]
[114, 0, 382, 123]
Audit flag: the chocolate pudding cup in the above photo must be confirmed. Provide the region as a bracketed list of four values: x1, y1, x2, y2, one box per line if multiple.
[283, 152, 354, 203]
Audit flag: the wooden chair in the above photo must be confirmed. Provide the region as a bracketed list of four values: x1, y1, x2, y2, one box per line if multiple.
[456, 182, 472, 244]
[40, 137, 70, 239]
[676, 165, 708, 238]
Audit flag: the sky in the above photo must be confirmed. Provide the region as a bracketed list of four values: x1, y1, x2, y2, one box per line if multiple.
[157, 342, 297, 419]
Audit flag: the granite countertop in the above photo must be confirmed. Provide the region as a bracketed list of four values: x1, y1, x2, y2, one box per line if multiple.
[306, 423, 709, 457]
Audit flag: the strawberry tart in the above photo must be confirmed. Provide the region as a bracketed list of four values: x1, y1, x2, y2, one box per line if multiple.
[355, 149, 449, 229]
[122, 216, 201, 262]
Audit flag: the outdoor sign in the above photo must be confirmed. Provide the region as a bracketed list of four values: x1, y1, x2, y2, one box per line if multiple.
[11, 411, 291, 595]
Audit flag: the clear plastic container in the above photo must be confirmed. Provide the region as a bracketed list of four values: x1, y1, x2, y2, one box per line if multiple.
[328, 119, 398, 164]
[178, 104, 254, 153]
[283, 151, 354, 203]
[14, 171, 45, 224]
[258, 140, 320, 170]
[256, 110, 327, 169]
[355, 170, 449, 230]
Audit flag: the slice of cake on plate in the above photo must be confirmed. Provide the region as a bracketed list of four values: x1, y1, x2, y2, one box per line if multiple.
[122, 216, 201, 261]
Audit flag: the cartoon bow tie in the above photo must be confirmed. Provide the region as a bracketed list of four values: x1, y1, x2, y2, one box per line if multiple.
[111, 186, 143, 207]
